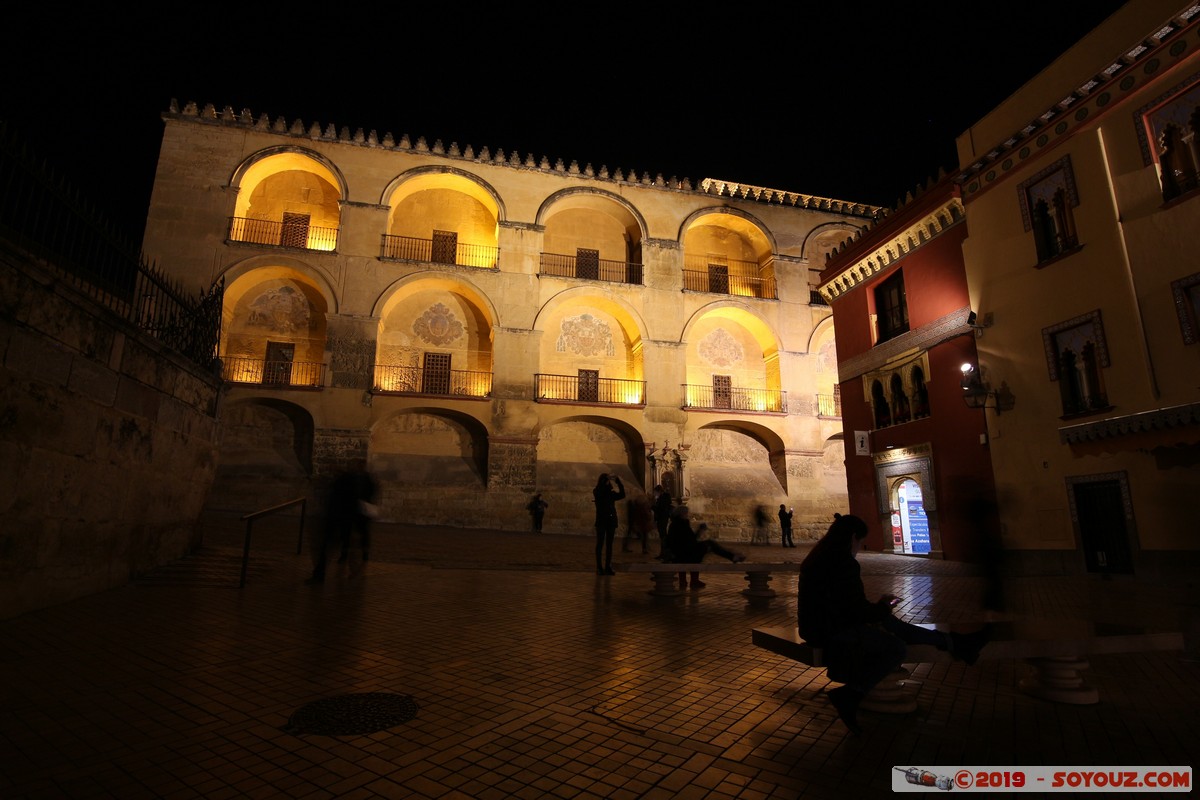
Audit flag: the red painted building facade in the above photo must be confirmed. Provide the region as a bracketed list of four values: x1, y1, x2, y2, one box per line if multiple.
[817, 178, 999, 561]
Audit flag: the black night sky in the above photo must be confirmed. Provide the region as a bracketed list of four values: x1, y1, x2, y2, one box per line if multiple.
[7, 2, 1129, 244]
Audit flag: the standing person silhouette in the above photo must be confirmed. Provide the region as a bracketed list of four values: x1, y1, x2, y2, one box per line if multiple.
[593, 473, 625, 575]
[308, 458, 377, 584]
[526, 493, 548, 532]
[652, 485, 673, 559]
[778, 504, 795, 547]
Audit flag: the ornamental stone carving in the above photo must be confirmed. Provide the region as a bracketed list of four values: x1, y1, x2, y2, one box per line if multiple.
[699, 328, 743, 368]
[412, 303, 464, 346]
[557, 314, 614, 356]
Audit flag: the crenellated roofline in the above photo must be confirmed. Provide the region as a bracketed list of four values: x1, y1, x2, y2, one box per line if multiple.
[164, 100, 884, 220]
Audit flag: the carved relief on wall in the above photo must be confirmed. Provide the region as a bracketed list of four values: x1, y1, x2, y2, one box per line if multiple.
[412, 302, 465, 346]
[556, 314, 614, 356]
[247, 286, 310, 332]
[328, 335, 374, 388]
[698, 328, 743, 368]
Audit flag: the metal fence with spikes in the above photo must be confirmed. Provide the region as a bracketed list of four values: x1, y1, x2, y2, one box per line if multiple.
[0, 120, 223, 371]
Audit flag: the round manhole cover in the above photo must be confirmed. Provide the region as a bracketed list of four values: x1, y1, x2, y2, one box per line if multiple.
[285, 691, 419, 736]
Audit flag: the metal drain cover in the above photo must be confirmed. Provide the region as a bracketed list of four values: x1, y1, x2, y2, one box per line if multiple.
[285, 692, 419, 736]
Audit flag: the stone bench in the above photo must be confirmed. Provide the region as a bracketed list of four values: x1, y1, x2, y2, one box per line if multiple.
[617, 561, 802, 598]
[752, 619, 1185, 709]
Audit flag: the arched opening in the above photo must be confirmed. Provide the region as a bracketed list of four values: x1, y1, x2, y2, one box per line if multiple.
[232, 151, 342, 252]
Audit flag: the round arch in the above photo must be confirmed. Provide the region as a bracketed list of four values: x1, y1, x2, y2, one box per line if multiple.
[532, 286, 649, 343]
[229, 146, 348, 204]
[372, 271, 499, 329]
[380, 166, 506, 222]
[677, 206, 778, 256]
[802, 221, 864, 264]
[535, 413, 649, 485]
[688, 418, 787, 456]
[535, 187, 648, 240]
[220, 254, 339, 316]
[680, 300, 781, 358]
[807, 314, 837, 354]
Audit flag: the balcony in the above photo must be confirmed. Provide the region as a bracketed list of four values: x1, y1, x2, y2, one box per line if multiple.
[222, 356, 325, 388]
[817, 393, 841, 418]
[682, 255, 776, 299]
[535, 374, 645, 406]
[682, 384, 787, 413]
[372, 364, 492, 398]
[539, 252, 643, 285]
[380, 234, 499, 269]
[228, 217, 338, 252]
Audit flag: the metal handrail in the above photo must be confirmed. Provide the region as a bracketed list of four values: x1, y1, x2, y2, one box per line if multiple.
[228, 216, 339, 252]
[379, 233, 499, 268]
[238, 496, 307, 587]
[538, 252, 643, 285]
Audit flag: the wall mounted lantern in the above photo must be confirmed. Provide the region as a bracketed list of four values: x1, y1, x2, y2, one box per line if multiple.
[960, 363, 1015, 413]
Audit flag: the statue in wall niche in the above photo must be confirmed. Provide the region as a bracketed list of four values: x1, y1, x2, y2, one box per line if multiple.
[699, 328, 743, 368]
[413, 303, 464, 346]
[247, 286, 309, 332]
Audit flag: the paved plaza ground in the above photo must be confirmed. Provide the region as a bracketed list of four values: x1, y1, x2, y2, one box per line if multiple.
[1, 513, 1197, 799]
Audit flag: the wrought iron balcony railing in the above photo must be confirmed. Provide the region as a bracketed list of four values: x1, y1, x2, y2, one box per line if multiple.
[380, 234, 499, 269]
[228, 217, 338, 252]
[535, 374, 645, 406]
[538, 252, 643, 285]
[682, 384, 787, 413]
[372, 364, 493, 398]
[817, 393, 842, 418]
[222, 357, 325, 388]
[681, 254, 776, 299]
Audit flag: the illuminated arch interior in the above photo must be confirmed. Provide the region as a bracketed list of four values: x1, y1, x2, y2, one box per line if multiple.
[542, 194, 642, 265]
[385, 173, 500, 260]
[375, 278, 496, 393]
[234, 153, 342, 247]
[685, 307, 781, 409]
[538, 295, 644, 403]
[683, 212, 772, 263]
[221, 267, 330, 382]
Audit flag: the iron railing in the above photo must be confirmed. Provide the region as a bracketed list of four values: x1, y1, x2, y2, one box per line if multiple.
[380, 234, 499, 269]
[681, 254, 776, 299]
[228, 216, 339, 252]
[372, 364, 493, 397]
[538, 252, 643, 285]
[817, 393, 842, 418]
[535, 374, 645, 406]
[682, 384, 787, 413]
[239, 496, 308, 588]
[0, 121, 222, 372]
[222, 356, 325, 387]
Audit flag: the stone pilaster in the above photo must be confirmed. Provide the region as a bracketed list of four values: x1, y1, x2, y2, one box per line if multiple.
[325, 314, 379, 389]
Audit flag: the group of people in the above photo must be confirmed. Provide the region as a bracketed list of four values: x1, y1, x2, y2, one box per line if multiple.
[311, 464, 989, 737]
[306, 458, 378, 584]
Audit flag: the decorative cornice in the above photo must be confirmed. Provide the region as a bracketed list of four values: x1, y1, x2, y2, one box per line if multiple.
[1058, 401, 1200, 444]
[838, 307, 973, 383]
[954, 5, 1200, 200]
[817, 197, 965, 302]
[499, 220, 543, 232]
[165, 100, 882, 220]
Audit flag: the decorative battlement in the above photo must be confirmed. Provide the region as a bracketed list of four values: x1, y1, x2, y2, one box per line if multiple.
[816, 193, 965, 303]
[166, 100, 883, 220]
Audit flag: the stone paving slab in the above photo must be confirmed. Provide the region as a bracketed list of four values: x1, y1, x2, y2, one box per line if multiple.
[0, 514, 1197, 799]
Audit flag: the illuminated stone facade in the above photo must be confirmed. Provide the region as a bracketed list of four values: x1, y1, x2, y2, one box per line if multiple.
[141, 104, 880, 538]
[952, 0, 1200, 575]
